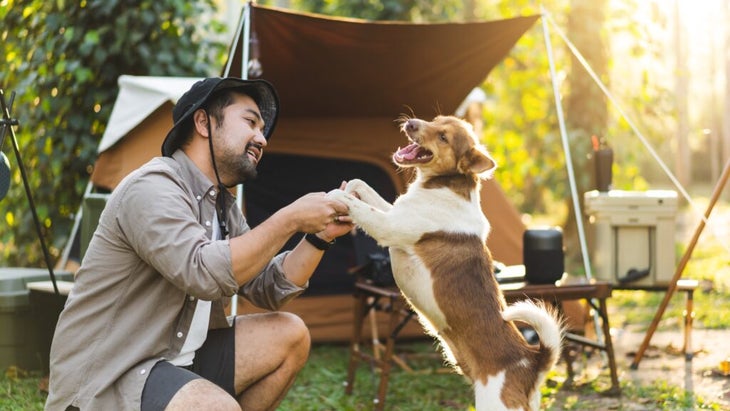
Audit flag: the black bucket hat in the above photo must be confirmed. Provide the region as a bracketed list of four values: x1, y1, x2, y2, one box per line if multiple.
[161, 77, 279, 156]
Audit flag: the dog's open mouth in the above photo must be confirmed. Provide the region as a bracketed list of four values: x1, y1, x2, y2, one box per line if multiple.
[393, 143, 433, 165]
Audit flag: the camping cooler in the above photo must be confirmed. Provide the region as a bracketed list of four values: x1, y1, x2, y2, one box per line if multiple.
[584, 190, 678, 287]
[0, 268, 73, 372]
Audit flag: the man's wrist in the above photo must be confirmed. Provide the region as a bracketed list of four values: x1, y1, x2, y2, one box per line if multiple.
[305, 233, 335, 251]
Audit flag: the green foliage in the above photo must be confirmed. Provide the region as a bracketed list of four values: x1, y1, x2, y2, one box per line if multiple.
[0, 0, 226, 266]
[481, 0, 572, 215]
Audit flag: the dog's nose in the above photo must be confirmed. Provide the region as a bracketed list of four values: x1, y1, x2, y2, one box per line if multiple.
[405, 119, 420, 133]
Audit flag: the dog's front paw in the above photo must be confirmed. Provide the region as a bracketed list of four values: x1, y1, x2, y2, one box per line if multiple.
[327, 188, 353, 205]
[344, 179, 367, 195]
[327, 188, 346, 200]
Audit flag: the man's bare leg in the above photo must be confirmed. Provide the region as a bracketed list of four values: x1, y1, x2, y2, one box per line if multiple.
[166, 379, 240, 410]
[234, 311, 311, 410]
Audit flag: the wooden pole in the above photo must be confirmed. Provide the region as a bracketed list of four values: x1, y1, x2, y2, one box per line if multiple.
[631, 157, 730, 369]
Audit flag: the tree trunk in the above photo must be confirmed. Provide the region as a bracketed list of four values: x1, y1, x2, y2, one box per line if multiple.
[723, 0, 730, 192]
[674, 0, 691, 188]
[463, 0, 477, 22]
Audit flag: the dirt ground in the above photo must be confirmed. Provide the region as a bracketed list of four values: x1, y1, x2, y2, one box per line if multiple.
[554, 325, 730, 410]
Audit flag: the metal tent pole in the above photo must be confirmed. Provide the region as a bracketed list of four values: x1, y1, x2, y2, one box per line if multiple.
[224, 2, 252, 317]
[540, 8, 606, 355]
[540, 7, 593, 279]
[58, 181, 92, 269]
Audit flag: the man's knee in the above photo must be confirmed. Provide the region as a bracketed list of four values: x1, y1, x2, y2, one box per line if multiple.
[236, 311, 310, 349]
[265, 312, 310, 361]
[278, 311, 311, 348]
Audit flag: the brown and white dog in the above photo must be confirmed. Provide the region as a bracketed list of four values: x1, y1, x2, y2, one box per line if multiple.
[328, 115, 562, 411]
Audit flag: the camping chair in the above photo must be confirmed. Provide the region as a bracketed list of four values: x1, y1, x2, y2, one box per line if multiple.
[345, 230, 430, 409]
[346, 230, 413, 368]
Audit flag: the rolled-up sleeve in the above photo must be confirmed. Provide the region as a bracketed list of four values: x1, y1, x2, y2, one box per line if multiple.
[238, 251, 308, 310]
[114, 167, 239, 300]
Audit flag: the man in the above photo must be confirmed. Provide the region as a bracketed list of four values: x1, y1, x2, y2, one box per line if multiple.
[46, 77, 353, 411]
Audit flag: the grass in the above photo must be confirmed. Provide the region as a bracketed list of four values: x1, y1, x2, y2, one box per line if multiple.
[0, 369, 44, 411]
[279, 341, 473, 410]
[3, 340, 724, 411]
[283, 342, 726, 411]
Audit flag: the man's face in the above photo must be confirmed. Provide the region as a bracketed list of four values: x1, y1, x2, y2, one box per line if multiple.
[212, 93, 267, 186]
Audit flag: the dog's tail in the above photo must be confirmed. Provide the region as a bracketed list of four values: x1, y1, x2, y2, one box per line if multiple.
[501, 300, 563, 368]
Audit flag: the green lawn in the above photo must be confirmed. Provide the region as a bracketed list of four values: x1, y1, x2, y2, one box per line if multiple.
[3, 338, 724, 411]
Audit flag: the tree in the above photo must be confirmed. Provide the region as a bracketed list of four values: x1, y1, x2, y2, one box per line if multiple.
[725, 1, 730, 174]
[0, 0, 226, 267]
[672, 0, 690, 187]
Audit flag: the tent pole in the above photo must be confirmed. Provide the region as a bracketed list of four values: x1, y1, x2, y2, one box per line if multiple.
[223, 4, 245, 77]
[541, 8, 605, 354]
[240, 2, 252, 80]
[540, 7, 593, 280]
[229, 2, 252, 317]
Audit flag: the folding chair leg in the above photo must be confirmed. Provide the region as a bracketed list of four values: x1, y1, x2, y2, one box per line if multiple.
[345, 291, 367, 395]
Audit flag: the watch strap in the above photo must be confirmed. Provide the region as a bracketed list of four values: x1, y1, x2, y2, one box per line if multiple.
[305, 233, 335, 250]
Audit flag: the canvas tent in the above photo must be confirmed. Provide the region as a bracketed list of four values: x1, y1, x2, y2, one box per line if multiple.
[88, 4, 538, 341]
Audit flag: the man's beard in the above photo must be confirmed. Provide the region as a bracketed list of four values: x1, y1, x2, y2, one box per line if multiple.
[223, 142, 259, 186]
[237, 156, 258, 182]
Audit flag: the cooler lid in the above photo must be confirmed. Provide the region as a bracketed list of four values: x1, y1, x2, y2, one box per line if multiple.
[0, 268, 73, 309]
[584, 190, 678, 214]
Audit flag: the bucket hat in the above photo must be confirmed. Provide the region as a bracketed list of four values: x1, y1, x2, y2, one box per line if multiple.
[161, 77, 279, 156]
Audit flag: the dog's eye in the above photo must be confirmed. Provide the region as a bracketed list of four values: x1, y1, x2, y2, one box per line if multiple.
[438, 133, 448, 143]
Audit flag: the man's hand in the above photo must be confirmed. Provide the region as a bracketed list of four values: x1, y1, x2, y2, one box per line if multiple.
[317, 180, 354, 240]
[284, 179, 352, 238]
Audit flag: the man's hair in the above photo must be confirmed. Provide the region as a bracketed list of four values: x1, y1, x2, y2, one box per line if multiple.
[178, 87, 262, 147]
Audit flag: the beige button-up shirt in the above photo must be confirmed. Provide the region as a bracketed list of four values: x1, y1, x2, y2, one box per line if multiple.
[45, 151, 306, 410]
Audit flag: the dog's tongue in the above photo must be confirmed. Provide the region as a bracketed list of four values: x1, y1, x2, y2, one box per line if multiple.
[395, 143, 421, 161]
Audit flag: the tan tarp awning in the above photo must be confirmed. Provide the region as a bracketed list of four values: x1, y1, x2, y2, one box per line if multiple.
[226, 4, 539, 119]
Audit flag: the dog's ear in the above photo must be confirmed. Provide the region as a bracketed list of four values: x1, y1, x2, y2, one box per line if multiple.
[459, 147, 496, 177]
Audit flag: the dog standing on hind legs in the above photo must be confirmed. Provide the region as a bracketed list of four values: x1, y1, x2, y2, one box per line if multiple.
[328, 115, 563, 411]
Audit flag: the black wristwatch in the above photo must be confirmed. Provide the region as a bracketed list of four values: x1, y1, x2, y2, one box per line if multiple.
[305, 233, 335, 251]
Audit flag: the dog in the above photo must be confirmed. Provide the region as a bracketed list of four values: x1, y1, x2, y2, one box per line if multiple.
[328, 115, 563, 411]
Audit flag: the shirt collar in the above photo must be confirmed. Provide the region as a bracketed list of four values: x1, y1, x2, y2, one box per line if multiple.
[170, 149, 236, 204]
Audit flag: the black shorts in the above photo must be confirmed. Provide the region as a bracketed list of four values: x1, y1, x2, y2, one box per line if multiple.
[140, 325, 236, 411]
